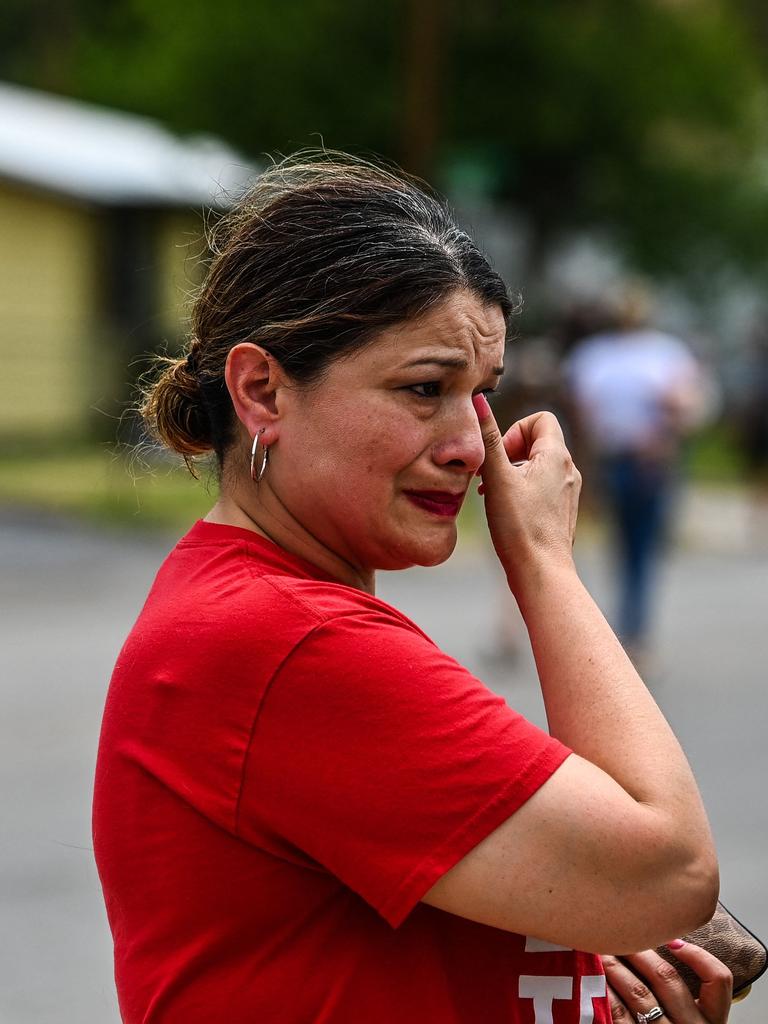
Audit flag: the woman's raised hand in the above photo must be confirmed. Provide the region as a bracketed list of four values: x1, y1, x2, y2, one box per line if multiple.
[472, 396, 581, 593]
[602, 943, 733, 1024]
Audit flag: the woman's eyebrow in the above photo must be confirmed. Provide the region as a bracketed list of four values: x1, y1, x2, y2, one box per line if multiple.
[403, 356, 505, 375]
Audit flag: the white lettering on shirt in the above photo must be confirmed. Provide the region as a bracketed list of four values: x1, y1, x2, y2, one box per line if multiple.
[579, 975, 607, 1024]
[520, 938, 608, 1023]
[525, 936, 573, 953]
[518, 975, 573, 1024]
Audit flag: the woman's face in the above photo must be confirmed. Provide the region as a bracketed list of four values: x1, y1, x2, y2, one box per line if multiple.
[271, 289, 506, 573]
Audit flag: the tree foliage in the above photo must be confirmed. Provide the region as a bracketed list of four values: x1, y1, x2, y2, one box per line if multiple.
[444, 0, 768, 276]
[3, 0, 768, 280]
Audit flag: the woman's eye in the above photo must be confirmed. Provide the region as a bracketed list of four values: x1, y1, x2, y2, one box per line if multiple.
[407, 382, 442, 399]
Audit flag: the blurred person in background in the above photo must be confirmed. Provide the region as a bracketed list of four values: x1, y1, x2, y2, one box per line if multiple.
[565, 285, 712, 666]
[93, 157, 728, 1024]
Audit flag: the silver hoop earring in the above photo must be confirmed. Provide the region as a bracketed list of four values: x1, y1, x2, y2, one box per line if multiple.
[250, 429, 269, 483]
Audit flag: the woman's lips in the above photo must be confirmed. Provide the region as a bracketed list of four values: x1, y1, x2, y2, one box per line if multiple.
[404, 490, 464, 517]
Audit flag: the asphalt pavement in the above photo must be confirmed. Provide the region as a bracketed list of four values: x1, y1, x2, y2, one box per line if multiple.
[1, 490, 766, 1024]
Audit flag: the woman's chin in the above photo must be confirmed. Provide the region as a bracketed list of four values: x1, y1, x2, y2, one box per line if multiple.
[417, 546, 455, 567]
[418, 531, 458, 566]
[378, 526, 458, 570]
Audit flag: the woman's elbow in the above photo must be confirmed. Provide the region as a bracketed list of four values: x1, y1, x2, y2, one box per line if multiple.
[612, 844, 719, 953]
[649, 844, 719, 945]
[676, 849, 720, 933]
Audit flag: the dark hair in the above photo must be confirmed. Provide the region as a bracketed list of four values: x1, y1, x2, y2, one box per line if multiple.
[141, 152, 515, 473]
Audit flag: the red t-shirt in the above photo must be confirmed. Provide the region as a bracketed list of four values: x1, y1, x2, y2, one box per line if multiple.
[93, 521, 611, 1023]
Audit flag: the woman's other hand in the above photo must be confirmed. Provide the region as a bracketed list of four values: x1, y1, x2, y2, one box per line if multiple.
[472, 397, 581, 593]
[602, 942, 733, 1024]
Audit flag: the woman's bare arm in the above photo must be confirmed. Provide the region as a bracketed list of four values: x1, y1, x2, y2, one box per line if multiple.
[422, 405, 718, 953]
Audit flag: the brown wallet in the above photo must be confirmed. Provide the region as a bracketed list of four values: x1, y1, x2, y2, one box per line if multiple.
[655, 901, 767, 1001]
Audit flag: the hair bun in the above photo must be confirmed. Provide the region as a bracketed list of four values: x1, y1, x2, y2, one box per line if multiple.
[141, 354, 213, 460]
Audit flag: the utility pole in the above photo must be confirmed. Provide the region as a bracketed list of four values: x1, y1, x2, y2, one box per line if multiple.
[401, 0, 447, 178]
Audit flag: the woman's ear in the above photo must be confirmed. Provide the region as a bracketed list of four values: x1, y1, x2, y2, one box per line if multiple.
[224, 343, 284, 445]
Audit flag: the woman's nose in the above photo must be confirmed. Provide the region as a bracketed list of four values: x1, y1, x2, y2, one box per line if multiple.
[431, 405, 486, 473]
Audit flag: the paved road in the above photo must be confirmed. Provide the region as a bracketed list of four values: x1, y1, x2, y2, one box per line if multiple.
[2, 504, 766, 1023]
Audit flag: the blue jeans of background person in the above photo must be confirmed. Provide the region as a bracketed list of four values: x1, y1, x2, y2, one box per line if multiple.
[601, 453, 674, 647]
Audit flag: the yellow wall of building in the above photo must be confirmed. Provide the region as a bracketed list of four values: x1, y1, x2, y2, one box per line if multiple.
[0, 183, 101, 437]
[0, 182, 208, 441]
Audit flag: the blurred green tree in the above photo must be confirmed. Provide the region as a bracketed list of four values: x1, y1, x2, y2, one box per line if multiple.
[445, 0, 768, 281]
[3, 0, 768, 282]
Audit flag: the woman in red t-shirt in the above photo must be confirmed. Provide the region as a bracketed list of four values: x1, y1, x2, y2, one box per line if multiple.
[94, 154, 732, 1024]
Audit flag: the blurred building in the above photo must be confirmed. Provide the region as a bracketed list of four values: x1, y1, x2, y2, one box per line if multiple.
[0, 81, 255, 442]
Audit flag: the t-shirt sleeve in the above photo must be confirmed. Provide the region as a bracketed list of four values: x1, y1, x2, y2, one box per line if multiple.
[236, 607, 571, 928]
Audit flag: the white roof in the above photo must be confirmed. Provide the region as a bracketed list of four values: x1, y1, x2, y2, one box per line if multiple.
[0, 81, 257, 206]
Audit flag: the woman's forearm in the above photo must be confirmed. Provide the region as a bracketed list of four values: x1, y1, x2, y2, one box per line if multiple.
[470, 403, 718, 945]
[516, 558, 715, 865]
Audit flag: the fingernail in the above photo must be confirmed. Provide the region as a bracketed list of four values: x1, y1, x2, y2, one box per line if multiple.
[472, 393, 491, 421]
[667, 939, 685, 950]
